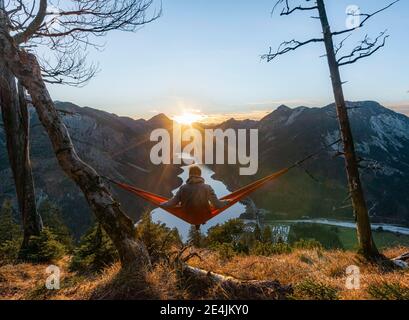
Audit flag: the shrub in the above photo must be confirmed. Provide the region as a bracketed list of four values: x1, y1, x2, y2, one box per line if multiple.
[261, 226, 273, 243]
[0, 239, 21, 265]
[23, 228, 66, 263]
[205, 219, 246, 246]
[135, 212, 182, 262]
[0, 199, 22, 265]
[38, 200, 74, 251]
[70, 224, 118, 273]
[187, 226, 204, 247]
[368, 282, 409, 300]
[293, 239, 324, 250]
[253, 224, 262, 241]
[292, 278, 339, 300]
[0, 199, 22, 243]
[211, 243, 237, 261]
[250, 241, 292, 256]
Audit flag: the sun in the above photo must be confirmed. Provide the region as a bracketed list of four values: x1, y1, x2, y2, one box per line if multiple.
[173, 112, 204, 125]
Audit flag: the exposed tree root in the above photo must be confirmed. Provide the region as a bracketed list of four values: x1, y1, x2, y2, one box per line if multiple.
[392, 252, 409, 269]
[182, 264, 293, 300]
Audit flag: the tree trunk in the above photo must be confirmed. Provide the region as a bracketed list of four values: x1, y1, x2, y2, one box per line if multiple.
[0, 65, 43, 251]
[0, 0, 42, 255]
[182, 264, 292, 299]
[0, 32, 150, 270]
[316, 0, 379, 258]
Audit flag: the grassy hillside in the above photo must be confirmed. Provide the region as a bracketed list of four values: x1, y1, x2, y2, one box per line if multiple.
[0, 246, 408, 300]
[189, 246, 409, 300]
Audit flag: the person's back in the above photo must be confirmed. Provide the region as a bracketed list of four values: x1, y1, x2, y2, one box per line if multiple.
[161, 165, 229, 214]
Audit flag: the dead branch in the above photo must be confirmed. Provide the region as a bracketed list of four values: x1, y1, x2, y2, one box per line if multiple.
[331, 1, 399, 36]
[266, 1, 398, 67]
[182, 264, 293, 300]
[273, 0, 317, 16]
[337, 31, 389, 67]
[262, 38, 324, 62]
[3, 0, 161, 86]
[13, 0, 46, 44]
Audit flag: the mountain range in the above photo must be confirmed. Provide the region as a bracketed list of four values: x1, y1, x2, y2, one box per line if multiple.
[0, 100, 408, 237]
[0, 102, 181, 237]
[210, 101, 409, 225]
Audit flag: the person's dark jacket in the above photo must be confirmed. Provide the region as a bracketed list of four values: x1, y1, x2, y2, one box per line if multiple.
[161, 176, 229, 213]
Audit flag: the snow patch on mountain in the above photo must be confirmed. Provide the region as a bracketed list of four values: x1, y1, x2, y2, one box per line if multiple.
[285, 107, 306, 126]
[324, 131, 341, 151]
[378, 165, 403, 177]
[369, 114, 409, 151]
[356, 142, 371, 154]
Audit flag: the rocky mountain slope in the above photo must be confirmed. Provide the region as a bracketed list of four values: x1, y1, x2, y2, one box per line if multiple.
[1, 100, 408, 238]
[0, 102, 181, 237]
[211, 101, 409, 225]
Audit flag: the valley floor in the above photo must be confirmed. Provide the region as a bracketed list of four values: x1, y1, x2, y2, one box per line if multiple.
[0, 247, 408, 300]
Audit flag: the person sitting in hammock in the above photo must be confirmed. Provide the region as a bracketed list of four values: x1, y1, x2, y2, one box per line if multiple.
[161, 165, 230, 214]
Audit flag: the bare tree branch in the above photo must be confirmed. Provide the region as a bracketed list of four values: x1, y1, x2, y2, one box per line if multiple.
[266, 1, 397, 68]
[337, 31, 389, 67]
[13, 0, 47, 44]
[262, 38, 324, 62]
[334, 34, 352, 56]
[331, 0, 399, 36]
[273, 0, 317, 16]
[3, 0, 162, 86]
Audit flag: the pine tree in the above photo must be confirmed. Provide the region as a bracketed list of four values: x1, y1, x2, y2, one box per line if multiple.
[0, 199, 23, 264]
[262, 226, 273, 244]
[253, 224, 262, 242]
[70, 223, 119, 273]
[135, 212, 182, 261]
[38, 199, 73, 250]
[188, 225, 203, 248]
[23, 228, 66, 263]
[0, 199, 21, 243]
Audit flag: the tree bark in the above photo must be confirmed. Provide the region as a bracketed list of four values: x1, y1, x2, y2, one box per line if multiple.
[183, 264, 292, 299]
[0, 65, 43, 250]
[316, 0, 379, 258]
[0, 31, 150, 269]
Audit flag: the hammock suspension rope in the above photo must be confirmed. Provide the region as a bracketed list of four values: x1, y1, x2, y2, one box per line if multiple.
[102, 139, 341, 227]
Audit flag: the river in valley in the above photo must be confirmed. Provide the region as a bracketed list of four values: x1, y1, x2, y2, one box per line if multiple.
[276, 219, 409, 235]
[151, 155, 409, 243]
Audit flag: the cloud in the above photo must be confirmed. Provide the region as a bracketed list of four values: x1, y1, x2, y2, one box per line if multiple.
[200, 110, 272, 124]
[246, 99, 321, 107]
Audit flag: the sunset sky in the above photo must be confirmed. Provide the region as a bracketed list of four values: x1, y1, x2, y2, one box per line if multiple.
[48, 0, 409, 121]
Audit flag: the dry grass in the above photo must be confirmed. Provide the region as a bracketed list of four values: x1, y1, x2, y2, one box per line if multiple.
[0, 247, 408, 300]
[0, 257, 189, 300]
[188, 246, 409, 300]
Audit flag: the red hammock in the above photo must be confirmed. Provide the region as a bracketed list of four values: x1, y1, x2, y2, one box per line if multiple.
[106, 168, 290, 226]
[104, 140, 340, 226]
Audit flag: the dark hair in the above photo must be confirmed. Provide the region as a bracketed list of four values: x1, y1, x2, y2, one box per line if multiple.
[189, 165, 202, 177]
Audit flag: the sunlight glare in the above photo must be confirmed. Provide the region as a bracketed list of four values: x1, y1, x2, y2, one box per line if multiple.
[173, 112, 205, 125]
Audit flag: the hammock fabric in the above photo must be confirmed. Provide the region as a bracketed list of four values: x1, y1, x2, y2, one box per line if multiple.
[107, 167, 290, 226]
[105, 139, 341, 226]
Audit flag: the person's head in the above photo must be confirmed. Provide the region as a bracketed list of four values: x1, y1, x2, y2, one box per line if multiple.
[189, 165, 202, 177]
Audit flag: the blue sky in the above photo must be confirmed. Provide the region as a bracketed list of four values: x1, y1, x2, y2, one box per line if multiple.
[48, 0, 409, 120]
